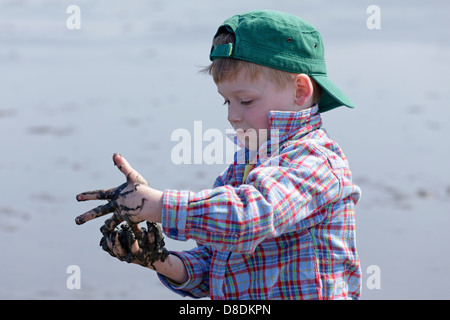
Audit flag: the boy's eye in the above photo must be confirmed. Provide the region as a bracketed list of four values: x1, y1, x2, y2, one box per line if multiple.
[222, 99, 253, 106]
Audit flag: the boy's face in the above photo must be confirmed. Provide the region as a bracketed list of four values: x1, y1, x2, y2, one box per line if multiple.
[217, 68, 299, 150]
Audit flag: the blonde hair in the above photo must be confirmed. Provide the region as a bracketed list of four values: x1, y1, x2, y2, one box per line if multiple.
[202, 32, 322, 104]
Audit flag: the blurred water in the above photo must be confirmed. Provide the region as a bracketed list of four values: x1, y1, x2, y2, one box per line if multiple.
[0, 0, 449, 299]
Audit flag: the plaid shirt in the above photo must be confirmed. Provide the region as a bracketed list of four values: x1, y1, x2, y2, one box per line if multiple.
[158, 106, 361, 299]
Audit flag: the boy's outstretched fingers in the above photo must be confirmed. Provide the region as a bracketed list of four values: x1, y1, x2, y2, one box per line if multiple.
[75, 201, 118, 225]
[75, 153, 154, 225]
[76, 187, 116, 202]
[113, 153, 148, 185]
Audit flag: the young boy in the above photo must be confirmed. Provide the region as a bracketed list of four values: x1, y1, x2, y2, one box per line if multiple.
[75, 10, 361, 300]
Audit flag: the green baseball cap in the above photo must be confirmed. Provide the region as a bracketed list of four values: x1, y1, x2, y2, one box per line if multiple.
[209, 10, 355, 112]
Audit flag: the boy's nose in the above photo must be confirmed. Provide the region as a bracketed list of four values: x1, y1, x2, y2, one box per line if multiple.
[227, 104, 242, 124]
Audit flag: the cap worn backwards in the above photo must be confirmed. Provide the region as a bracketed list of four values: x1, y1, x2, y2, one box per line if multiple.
[210, 10, 355, 112]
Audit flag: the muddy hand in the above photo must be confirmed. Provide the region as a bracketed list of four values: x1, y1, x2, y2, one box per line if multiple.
[100, 220, 169, 270]
[75, 153, 151, 225]
[99, 219, 139, 262]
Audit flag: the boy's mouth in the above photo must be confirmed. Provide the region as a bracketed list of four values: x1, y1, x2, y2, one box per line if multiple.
[234, 128, 253, 133]
[234, 128, 260, 149]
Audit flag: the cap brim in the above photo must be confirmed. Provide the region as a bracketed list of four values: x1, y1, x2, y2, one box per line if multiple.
[311, 75, 355, 113]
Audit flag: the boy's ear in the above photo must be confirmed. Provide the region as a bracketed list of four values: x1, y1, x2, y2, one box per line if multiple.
[293, 74, 314, 107]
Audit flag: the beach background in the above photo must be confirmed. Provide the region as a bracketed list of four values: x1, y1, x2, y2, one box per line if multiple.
[0, 0, 449, 299]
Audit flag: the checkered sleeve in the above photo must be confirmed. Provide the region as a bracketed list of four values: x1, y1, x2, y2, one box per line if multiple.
[162, 143, 342, 255]
[157, 245, 211, 298]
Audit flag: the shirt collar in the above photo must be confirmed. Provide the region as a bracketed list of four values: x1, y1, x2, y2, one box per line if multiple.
[268, 104, 321, 144]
